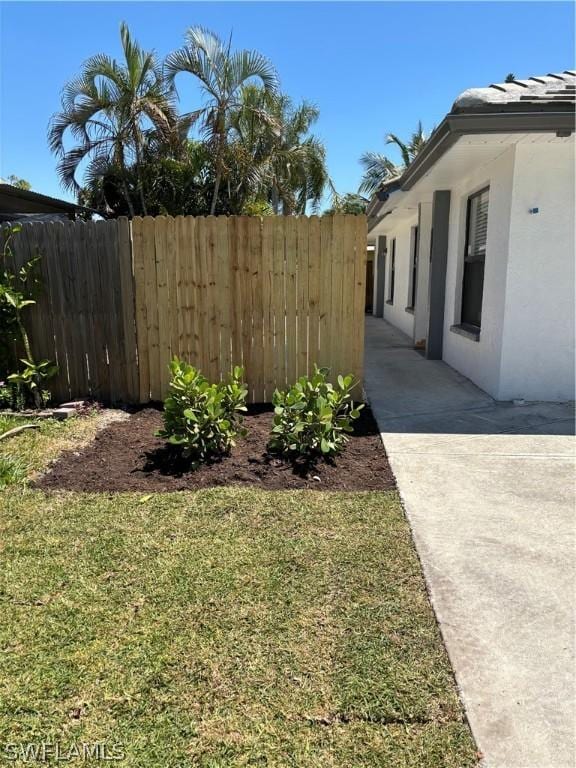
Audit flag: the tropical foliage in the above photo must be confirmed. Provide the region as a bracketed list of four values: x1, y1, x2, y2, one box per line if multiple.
[0, 225, 56, 409]
[229, 86, 328, 214]
[50, 23, 332, 217]
[49, 23, 189, 217]
[358, 122, 432, 196]
[324, 192, 368, 215]
[5, 175, 31, 190]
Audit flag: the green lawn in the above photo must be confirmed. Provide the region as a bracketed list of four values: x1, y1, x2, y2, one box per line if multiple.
[0, 415, 477, 767]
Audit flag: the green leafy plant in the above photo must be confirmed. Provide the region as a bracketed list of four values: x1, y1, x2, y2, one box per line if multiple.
[0, 224, 57, 409]
[0, 454, 28, 489]
[7, 360, 56, 408]
[157, 359, 248, 465]
[268, 366, 363, 458]
[0, 381, 25, 411]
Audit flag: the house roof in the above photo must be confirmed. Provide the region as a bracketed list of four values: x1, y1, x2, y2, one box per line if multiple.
[0, 183, 83, 217]
[367, 70, 576, 226]
[452, 71, 576, 113]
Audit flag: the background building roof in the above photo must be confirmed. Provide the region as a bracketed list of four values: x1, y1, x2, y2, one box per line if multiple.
[0, 183, 82, 218]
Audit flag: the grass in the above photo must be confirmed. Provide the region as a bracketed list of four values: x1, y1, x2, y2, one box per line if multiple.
[0, 412, 105, 477]
[0, 415, 477, 767]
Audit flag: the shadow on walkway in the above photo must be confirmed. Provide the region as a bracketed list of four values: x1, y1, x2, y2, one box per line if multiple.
[364, 316, 574, 436]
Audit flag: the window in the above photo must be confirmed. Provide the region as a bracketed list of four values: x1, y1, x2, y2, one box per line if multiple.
[461, 188, 489, 329]
[407, 226, 419, 310]
[388, 238, 396, 303]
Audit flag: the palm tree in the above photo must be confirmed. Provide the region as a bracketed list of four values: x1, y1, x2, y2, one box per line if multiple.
[165, 27, 278, 215]
[358, 121, 431, 196]
[230, 87, 328, 214]
[324, 192, 368, 216]
[6, 175, 31, 190]
[49, 22, 181, 215]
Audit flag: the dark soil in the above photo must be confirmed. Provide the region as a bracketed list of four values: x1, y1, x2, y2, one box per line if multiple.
[35, 406, 395, 492]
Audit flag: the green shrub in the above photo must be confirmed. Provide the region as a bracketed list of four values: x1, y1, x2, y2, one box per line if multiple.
[157, 359, 248, 465]
[1, 224, 56, 409]
[268, 366, 363, 458]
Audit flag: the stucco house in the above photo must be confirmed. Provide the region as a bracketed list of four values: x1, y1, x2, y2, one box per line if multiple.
[368, 70, 575, 402]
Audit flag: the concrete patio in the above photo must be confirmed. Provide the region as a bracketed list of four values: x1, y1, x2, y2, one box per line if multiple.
[364, 315, 575, 768]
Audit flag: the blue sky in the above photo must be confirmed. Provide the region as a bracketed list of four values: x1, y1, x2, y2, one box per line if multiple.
[1, 1, 574, 206]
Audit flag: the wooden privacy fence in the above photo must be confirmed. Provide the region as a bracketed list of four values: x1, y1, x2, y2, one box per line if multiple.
[6, 214, 367, 404]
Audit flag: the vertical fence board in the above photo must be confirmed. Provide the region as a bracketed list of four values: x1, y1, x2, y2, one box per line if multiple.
[307, 216, 321, 371]
[186, 216, 200, 368]
[284, 216, 298, 386]
[82, 222, 103, 400]
[154, 217, 171, 394]
[229, 217, 243, 372]
[75, 222, 94, 396]
[236, 217, 252, 397]
[118, 217, 139, 402]
[271, 217, 287, 392]
[296, 216, 310, 378]
[49, 222, 72, 401]
[132, 218, 150, 402]
[341, 215, 358, 380]
[142, 216, 161, 400]
[249, 217, 264, 401]
[318, 216, 333, 373]
[103, 220, 124, 402]
[261, 217, 275, 401]
[330, 215, 346, 383]
[166, 217, 180, 370]
[62, 220, 85, 397]
[216, 216, 232, 379]
[205, 217, 220, 383]
[195, 217, 209, 375]
[175, 216, 188, 364]
[353, 215, 368, 389]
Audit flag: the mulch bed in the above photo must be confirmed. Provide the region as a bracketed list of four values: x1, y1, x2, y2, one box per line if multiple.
[35, 406, 395, 492]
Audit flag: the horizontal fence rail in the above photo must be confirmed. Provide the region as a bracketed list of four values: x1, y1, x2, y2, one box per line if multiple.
[5, 214, 367, 404]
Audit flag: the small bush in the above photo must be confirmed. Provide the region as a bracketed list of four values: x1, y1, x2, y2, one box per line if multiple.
[157, 359, 248, 465]
[268, 366, 363, 458]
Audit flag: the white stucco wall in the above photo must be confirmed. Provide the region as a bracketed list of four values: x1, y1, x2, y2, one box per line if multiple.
[381, 219, 417, 338]
[369, 135, 575, 402]
[497, 141, 575, 401]
[442, 145, 515, 398]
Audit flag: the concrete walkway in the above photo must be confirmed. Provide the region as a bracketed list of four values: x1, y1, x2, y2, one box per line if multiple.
[364, 316, 575, 768]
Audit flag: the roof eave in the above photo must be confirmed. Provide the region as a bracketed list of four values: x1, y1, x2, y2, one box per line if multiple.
[367, 107, 576, 229]
[0, 184, 83, 213]
[402, 110, 575, 191]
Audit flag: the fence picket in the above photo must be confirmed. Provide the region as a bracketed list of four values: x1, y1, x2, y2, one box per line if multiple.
[284, 216, 298, 386]
[318, 216, 333, 373]
[296, 216, 309, 378]
[271, 217, 286, 392]
[261, 217, 275, 400]
[307, 216, 321, 371]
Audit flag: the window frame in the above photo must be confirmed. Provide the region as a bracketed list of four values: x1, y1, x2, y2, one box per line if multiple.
[387, 237, 396, 304]
[406, 225, 419, 311]
[459, 186, 489, 330]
